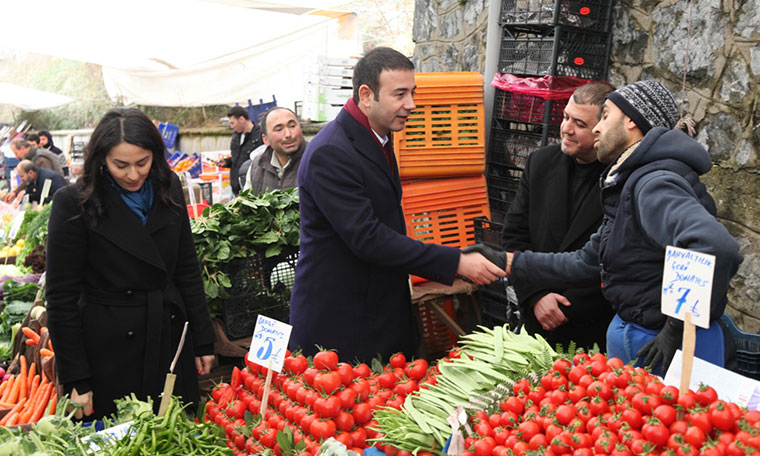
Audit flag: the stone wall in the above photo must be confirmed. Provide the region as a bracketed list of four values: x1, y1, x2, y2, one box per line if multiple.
[412, 0, 490, 72]
[413, 0, 760, 331]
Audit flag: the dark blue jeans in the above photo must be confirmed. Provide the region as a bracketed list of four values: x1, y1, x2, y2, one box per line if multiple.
[606, 314, 725, 376]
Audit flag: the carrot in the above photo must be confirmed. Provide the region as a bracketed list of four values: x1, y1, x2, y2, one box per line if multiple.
[48, 340, 53, 351]
[39, 327, 47, 335]
[0, 397, 26, 426]
[18, 356, 27, 402]
[26, 364, 35, 390]
[28, 375, 40, 401]
[45, 390, 57, 416]
[0, 380, 8, 399]
[20, 382, 46, 424]
[21, 327, 40, 345]
[29, 384, 51, 423]
[6, 376, 19, 405]
[1, 376, 14, 403]
[39, 349, 54, 358]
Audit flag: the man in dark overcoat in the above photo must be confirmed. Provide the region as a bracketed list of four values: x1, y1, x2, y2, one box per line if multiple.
[501, 82, 616, 351]
[289, 47, 504, 363]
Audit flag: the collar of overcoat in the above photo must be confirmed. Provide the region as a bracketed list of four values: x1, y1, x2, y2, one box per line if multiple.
[335, 108, 402, 201]
[91, 179, 182, 272]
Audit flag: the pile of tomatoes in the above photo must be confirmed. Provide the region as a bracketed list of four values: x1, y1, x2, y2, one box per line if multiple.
[462, 353, 760, 456]
[204, 350, 436, 455]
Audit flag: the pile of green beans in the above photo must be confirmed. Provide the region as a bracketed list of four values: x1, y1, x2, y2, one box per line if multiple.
[372, 325, 556, 453]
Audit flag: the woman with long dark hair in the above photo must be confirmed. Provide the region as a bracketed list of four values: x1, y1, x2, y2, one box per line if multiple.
[45, 108, 215, 420]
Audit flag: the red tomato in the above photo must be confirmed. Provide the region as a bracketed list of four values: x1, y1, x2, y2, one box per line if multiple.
[620, 407, 643, 430]
[473, 439, 495, 456]
[682, 425, 706, 448]
[568, 366, 586, 385]
[518, 420, 541, 441]
[653, 404, 677, 427]
[350, 378, 371, 401]
[353, 363, 372, 378]
[686, 410, 712, 435]
[694, 384, 718, 407]
[404, 359, 429, 380]
[283, 354, 309, 375]
[376, 372, 397, 389]
[335, 362, 355, 385]
[677, 390, 697, 411]
[528, 433, 548, 450]
[393, 379, 418, 396]
[389, 352, 407, 368]
[335, 410, 355, 432]
[303, 367, 319, 387]
[513, 378, 531, 396]
[709, 400, 735, 432]
[502, 396, 525, 415]
[567, 384, 586, 403]
[587, 381, 613, 401]
[594, 432, 618, 454]
[313, 395, 341, 419]
[555, 404, 577, 426]
[313, 350, 339, 371]
[349, 428, 367, 447]
[669, 420, 688, 435]
[550, 432, 573, 455]
[553, 359, 572, 376]
[314, 371, 342, 395]
[309, 418, 336, 440]
[351, 402, 372, 424]
[642, 422, 669, 448]
[573, 353, 591, 366]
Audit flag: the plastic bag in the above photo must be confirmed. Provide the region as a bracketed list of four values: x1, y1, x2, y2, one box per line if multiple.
[491, 73, 594, 100]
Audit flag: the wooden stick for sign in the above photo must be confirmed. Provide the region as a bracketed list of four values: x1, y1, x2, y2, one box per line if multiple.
[259, 359, 274, 420]
[158, 321, 189, 417]
[680, 312, 696, 395]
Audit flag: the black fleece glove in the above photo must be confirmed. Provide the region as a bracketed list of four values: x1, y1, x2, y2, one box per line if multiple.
[461, 243, 507, 271]
[636, 321, 683, 374]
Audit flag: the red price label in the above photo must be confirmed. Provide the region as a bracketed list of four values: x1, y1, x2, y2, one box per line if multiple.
[574, 57, 585, 66]
[580, 6, 591, 15]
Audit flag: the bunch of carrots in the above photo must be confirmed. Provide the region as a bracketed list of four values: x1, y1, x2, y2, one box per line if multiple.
[0, 326, 58, 427]
[21, 326, 55, 358]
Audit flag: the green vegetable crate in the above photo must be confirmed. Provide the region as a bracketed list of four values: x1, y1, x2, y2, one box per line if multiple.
[219, 247, 299, 340]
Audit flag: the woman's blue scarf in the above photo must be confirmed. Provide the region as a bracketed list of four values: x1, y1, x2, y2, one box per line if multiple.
[107, 174, 154, 225]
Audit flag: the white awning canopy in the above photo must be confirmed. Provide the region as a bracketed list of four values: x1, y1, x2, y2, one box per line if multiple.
[0, 0, 359, 108]
[0, 83, 76, 111]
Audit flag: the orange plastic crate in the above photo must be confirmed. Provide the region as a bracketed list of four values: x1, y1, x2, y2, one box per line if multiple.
[402, 175, 491, 283]
[393, 73, 486, 179]
[417, 298, 458, 357]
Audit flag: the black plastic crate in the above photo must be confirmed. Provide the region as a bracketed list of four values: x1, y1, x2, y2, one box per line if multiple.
[487, 171, 522, 222]
[499, 26, 611, 80]
[478, 287, 520, 330]
[220, 247, 299, 340]
[473, 216, 505, 249]
[493, 88, 568, 127]
[500, 0, 614, 33]
[489, 124, 554, 169]
[720, 313, 760, 380]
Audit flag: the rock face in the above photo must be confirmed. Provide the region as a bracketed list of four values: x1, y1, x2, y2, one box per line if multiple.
[412, 0, 760, 330]
[411, 0, 490, 72]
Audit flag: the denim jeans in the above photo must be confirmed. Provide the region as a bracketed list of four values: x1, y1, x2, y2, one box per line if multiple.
[606, 314, 724, 376]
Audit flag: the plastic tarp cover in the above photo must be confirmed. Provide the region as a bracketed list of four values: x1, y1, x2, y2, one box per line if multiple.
[0, 83, 76, 111]
[491, 73, 593, 100]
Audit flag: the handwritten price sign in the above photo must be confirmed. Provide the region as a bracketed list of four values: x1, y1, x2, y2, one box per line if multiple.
[248, 315, 292, 373]
[661, 246, 714, 329]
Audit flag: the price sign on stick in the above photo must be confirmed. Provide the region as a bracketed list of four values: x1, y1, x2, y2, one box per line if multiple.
[40, 179, 52, 205]
[662, 246, 715, 394]
[248, 315, 292, 418]
[8, 211, 25, 241]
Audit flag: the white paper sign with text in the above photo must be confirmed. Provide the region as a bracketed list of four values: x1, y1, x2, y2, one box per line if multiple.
[248, 315, 292, 373]
[661, 246, 714, 329]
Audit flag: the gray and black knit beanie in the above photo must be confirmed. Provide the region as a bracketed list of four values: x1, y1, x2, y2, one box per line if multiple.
[606, 80, 679, 134]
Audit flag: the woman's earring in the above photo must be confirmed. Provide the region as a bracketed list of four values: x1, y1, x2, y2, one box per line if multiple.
[100, 164, 107, 175]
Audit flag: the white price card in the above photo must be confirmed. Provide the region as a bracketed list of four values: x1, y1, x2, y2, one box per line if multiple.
[661, 246, 714, 329]
[8, 210, 25, 241]
[248, 315, 292, 373]
[40, 178, 52, 204]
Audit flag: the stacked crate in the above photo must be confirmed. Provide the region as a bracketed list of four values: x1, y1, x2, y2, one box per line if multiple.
[396, 72, 491, 352]
[302, 56, 357, 122]
[396, 73, 491, 265]
[487, 0, 615, 222]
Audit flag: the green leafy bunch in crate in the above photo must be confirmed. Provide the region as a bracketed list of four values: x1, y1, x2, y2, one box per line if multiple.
[190, 188, 300, 317]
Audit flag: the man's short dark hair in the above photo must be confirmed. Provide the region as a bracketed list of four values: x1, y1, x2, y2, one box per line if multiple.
[227, 106, 249, 120]
[352, 47, 414, 103]
[261, 107, 298, 136]
[572, 82, 616, 119]
[17, 160, 37, 173]
[25, 133, 40, 143]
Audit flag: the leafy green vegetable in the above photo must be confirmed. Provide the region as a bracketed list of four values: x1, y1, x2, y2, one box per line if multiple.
[13, 210, 40, 242]
[15, 203, 52, 265]
[2, 280, 39, 302]
[191, 188, 300, 318]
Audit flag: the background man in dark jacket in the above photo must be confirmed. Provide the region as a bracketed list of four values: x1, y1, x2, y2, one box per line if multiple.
[13, 159, 66, 204]
[290, 47, 505, 363]
[215, 106, 263, 195]
[243, 107, 306, 195]
[501, 81, 615, 351]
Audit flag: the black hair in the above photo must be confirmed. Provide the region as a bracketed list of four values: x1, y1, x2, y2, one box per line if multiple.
[77, 107, 178, 224]
[352, 47, 414, 103]
[25, 133, 40, 143]
[261, 107, 297, 135]
[572, 82, 616, 119]
[38, 130, 54, 146]
[227, 106, 249, 120]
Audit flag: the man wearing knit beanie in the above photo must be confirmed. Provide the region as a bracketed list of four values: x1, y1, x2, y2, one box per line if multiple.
[466, 79, 742, 375]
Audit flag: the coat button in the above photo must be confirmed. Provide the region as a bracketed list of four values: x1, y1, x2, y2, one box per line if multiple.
[125, 290, 133, 296]
[171, 314, 176, 320]
[126, 330, 135, 338]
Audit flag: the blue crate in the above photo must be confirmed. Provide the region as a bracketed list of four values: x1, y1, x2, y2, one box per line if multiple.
[158, 122, 179, 149]
[720, 313, 760, 380]
[246, 96, 277, 123]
